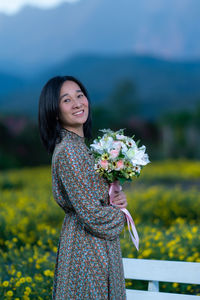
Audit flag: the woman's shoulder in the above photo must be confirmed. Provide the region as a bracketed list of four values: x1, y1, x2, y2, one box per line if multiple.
[52, 136, 90, 167]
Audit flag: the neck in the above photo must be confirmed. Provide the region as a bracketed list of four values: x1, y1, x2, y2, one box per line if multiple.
[62, 126, 84, 137]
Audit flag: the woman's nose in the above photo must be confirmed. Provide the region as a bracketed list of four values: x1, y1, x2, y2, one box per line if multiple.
[73, 97, 82, 108]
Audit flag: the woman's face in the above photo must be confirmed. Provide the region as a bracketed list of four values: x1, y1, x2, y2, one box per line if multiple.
[58, 80, 89, 131]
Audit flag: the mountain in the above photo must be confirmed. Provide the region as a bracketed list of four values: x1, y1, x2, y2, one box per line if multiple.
[0, 72, 25, 94]
[0, 0, 200, 76]
[0, 54, 200, 120]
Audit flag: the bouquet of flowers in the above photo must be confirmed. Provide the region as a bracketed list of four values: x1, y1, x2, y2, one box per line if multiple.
[90, 128, 150, 251]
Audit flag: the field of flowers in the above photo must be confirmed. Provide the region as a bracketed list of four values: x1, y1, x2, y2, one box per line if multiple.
[0, 159, 200, 299]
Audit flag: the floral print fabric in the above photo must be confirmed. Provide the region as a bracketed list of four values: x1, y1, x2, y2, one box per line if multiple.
[51, 128, 127, 299]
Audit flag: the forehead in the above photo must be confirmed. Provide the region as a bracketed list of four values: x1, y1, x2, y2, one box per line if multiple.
[60, 80, 81, 94]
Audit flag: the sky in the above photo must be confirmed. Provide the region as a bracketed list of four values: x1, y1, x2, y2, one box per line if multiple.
[0, 0, 79, 15]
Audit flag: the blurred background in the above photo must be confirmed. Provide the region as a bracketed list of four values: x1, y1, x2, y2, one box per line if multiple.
[1, 0, 200, 168]
[1, 0, 200, 298]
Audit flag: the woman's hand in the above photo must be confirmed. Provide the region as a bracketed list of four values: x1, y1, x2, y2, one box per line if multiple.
[112, 190, 128, 209]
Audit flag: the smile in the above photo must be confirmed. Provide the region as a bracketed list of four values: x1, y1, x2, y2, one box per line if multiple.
[73, 110, 84, 116]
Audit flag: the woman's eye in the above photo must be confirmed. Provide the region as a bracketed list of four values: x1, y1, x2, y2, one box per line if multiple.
[78, 94, 83, 98]
[64, 99, 70, 102]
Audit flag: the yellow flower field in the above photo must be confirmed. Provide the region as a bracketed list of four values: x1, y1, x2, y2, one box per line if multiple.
[0, 160, 200, 298]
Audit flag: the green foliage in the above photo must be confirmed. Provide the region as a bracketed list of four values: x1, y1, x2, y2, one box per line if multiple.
[0, 116, 51, 170]
[91, 79, 140, 136]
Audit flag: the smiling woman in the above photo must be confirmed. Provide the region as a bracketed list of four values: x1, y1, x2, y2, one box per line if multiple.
[58, 80, 89, 138]
[38, 75, 127, 300]
[38, 75, 92, 155]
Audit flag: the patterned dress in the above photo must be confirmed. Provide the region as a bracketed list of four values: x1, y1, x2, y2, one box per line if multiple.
[51, 127, 127, 300]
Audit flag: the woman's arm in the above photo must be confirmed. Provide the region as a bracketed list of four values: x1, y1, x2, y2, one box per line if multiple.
[57, 143, 126, 241]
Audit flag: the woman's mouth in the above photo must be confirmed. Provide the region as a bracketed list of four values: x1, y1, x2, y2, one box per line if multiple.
[73, 110, 84, 117]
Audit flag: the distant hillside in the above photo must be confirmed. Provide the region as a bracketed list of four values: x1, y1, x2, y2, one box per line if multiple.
[0, 0, 200, 75]
[0, 72, 25, 95]
[0, 54, 200, 120]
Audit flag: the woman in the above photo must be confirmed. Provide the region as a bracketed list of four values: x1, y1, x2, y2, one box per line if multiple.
[38, 75, 128, 299]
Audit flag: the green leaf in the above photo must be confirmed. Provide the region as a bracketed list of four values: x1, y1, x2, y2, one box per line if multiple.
[136, 139, 140, 146]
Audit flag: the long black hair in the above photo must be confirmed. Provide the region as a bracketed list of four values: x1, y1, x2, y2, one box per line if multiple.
[38, 75, 92, 155]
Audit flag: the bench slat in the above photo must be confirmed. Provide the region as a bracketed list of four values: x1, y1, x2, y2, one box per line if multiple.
[123, 258, 200, 285]
[126, 289, 199, 299]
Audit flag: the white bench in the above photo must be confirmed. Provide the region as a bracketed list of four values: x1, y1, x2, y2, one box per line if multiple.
[122, 258, 200, 299]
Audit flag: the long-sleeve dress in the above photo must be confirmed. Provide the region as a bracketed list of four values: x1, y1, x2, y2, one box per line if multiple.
[51, 127, 127, 300]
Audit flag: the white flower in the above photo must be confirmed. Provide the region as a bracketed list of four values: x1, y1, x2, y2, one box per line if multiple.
[111, 141, 122, 150]
[132, 165, 141, 173]
[126, 147, 137, 160]
[121, 142, 128, 155]
[116, 134, 126, 140]
[94, 163, 101, 170]
[126, 138, 137, 148]
[101, 136, 114, 151]
[131, 145, 150, 166]
[99, 128, 113, 134]
[90, 141, 104, 154]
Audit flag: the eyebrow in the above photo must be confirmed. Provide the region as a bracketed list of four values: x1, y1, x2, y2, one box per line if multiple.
[59, 89, 83, 100]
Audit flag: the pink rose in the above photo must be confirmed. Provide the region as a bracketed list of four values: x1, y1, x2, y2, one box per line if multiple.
[110, 149, 120, 159]
[116, 160, 124, 170]
[100, 160, 109, 170]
